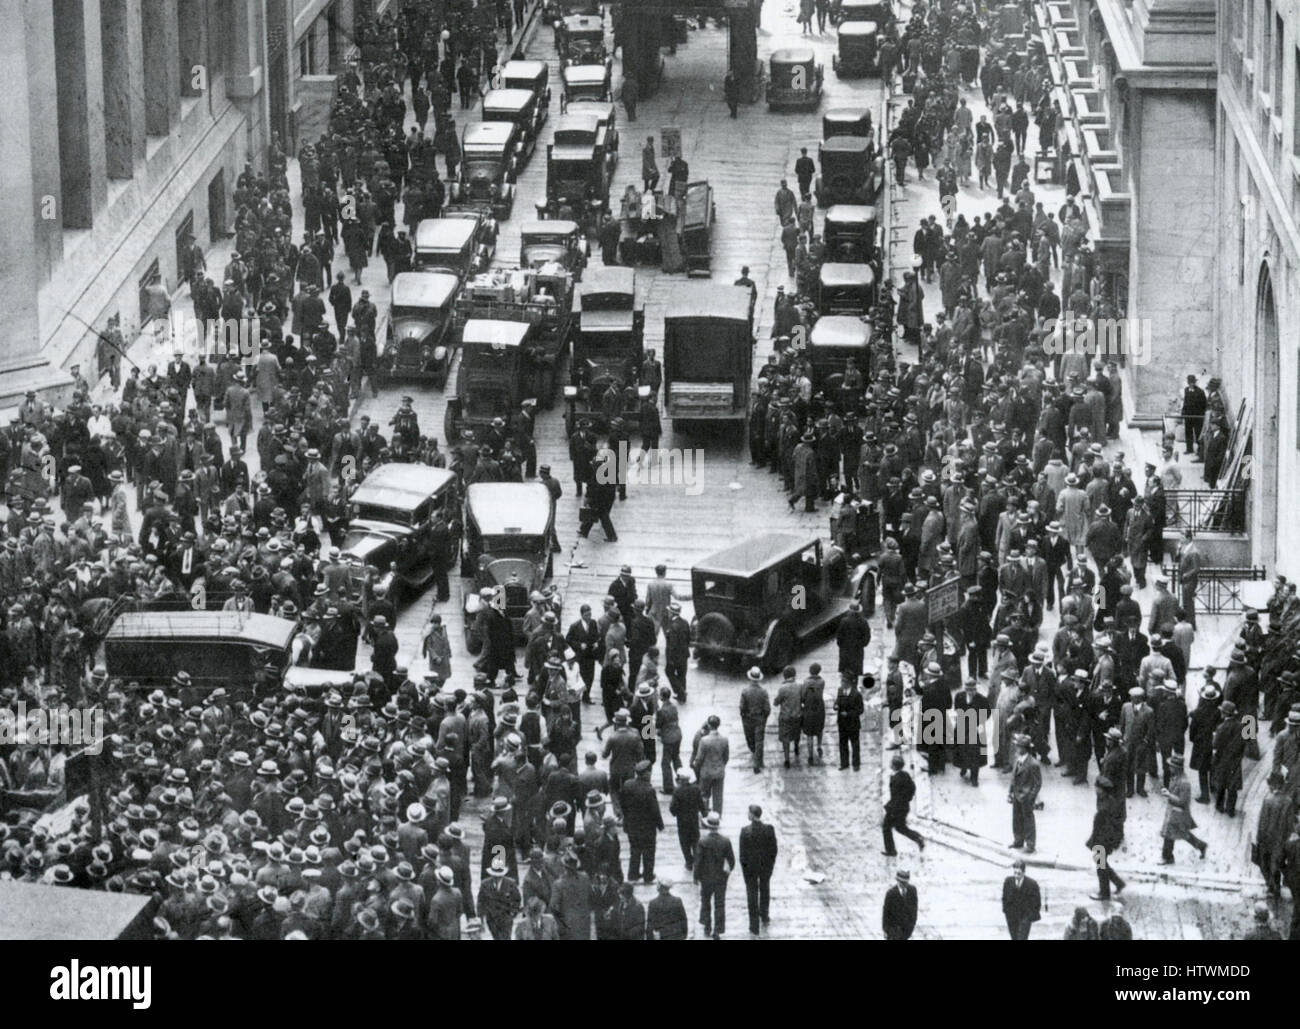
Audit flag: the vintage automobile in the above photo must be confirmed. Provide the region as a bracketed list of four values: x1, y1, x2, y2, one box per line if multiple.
[691, 534, 871, 673]
[481, 88, 545, 158]
[807, 314, 871, 391]
[462, 481, 560, 649]
[340, 462, 461, 604]
[663, 283, 754, 427]
[545, 0, 600, 21]
[413, 216, 493, 280]
[379, 271, 461, 387]
[766, 48, 823, 111]
[823, 106, 873, 139]
[541, 140, 608, 229]
[445, 319, 539, 442]
[558, 14, 609, 67]
[564, 265, 645, 435]
[519, 220, 590, 276]
[552, 107, 618, 181]
[833, 20, 879, 77]
[449, 122, 523, 220]
[833, 0, 893, 26]
[101, 611, 307, 692]
[501, 59, 551, 125]
[451, 265, 575, 407]
[817, 261, 877, 315]
[814, 135, 878, 207]
[562, 63, 613, 106]
[823, 204, 878, 262]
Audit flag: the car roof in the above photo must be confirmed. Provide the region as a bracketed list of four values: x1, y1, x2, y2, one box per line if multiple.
[580, 265, 636, 299]
[665, 282, 752, 323]
[464, 121, 516, 147]
[104, 611, 298, 648]
[826, 204, 877, 224]
[563, 64, 608, 83]
[839, 20, 878, 35]
[550, 143, 597, 162]
[825, 107, 870, 124]
[391, 271, 461, 308]
[563, 14, 603, 30]
[811, 315, 871, 346]
[466, 481, 554, 534]
[771, 48, 815, 65]
[820, 261, 876, 287]
[554, 111, 603, 135]
[415, 218, 477, 250]
[351, 462, 457, 509]
[502, 60, 547, 80]
[823, 136, 872, 154]
[483, 88, 534, 111]
[695, 533, 816, 577]
[521, 220, 579, 237]
[461, 318, 531, 347]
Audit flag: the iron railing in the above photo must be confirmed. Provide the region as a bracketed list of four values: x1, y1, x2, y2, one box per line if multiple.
[1168, 565, 1266, 615]
[1164, 489, 1247, 534]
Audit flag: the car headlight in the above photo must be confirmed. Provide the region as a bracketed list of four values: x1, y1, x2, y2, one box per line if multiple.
[384, 344, 396, 355]
[432, 346, 447, 361]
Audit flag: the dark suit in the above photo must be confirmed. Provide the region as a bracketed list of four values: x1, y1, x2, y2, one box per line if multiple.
[882, 769, 923, 854]
[1001, 874, 1042, 939]
[565, 616, 602, 695]
[882, 882, 918, 939]
[739, 820, 778, 933]
[693, 831, 735, 936]
[646, 892, 689, 939]
[620, 776, 664, 881]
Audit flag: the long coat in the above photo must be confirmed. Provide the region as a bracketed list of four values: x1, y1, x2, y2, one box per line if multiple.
[1210, 715, 1246, 792]
[1187, 699, 1220, 773]
[1056, 486, 1089, 547]
[1160, 775, 1197, 840]
[792, 441, 818, 497]
[953, 689, 991, 769]
[800, 678, 826, 735]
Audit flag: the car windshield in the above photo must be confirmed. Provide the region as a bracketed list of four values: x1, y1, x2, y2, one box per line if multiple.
[463, 158, 502, 177]
[464, 388, 512, 419]
[393, 305, 446, 323]
[350, 505, 413, 527]
[482, 533, 545, 553]
[551, 159, 591, 183]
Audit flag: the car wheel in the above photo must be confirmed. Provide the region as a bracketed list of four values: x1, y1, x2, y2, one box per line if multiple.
[762, 624, 795, 675]
[695, 612, 735, 655]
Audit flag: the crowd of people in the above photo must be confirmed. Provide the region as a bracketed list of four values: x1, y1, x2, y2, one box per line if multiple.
[0, 0, 1297, 943]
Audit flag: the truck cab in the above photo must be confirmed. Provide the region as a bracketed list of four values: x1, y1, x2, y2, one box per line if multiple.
[451, 121, 522, 221]
[565, 266, 645, 434]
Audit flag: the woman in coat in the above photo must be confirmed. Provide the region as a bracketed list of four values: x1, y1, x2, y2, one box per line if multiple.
[800, 665, 827, 765]
[952, 680, 991, 781]
[422, 613, 452, 682]
[1187, 683, 1221, 802]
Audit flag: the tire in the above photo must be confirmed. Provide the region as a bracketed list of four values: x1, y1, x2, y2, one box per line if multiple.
[694, 612, 736, 656]
[762, 624, 795, 675]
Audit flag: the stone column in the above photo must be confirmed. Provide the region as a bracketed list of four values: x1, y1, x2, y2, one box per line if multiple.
[178, 0, 207, 97]
[53, 0, 108, 228]
[101, 0, 147, 177]
[142, 0, 180, 134]
[1127, 88, 1217, 416]
[0, 0, 56, 365]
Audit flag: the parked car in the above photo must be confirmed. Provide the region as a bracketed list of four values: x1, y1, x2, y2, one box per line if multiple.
[481, 88, 545, 158]
[519, 219, 589, 276]
[462, 481, 561, 648]
[501, 59, 551, 125]
[340, 463, 461, 603]
[379, 271, 461, 387]
[450, 121, 523, 220]
[823, 204, 878, 262]
[414, 216, 493, 280]
[823, 106, 873, 139]
[817, 261, 877, 315]
[691, 534, 871, 673]
[814, 135, 878, 207]
[767, 48, 823, 111]
[833, 20, 879, 77]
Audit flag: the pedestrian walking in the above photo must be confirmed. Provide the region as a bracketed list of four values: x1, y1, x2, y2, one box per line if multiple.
[1001, 859, 1041, 940]
[881, 755, 925, 855]
[882, 870, 918, 940]
[694, 812, 735, 939]
[739, 805, 777, 936]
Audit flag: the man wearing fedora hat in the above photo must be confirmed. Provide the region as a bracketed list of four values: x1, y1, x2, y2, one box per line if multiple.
[1159, 754, 1207, 863]
[1009, 734, 1042, 852]
[882, 869, 918, 940]
[694, 811, 735, 939]
[1255, 772, 1295, 896]
[477, 854, 522, 941]
[1210, 700, 1246, 816]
